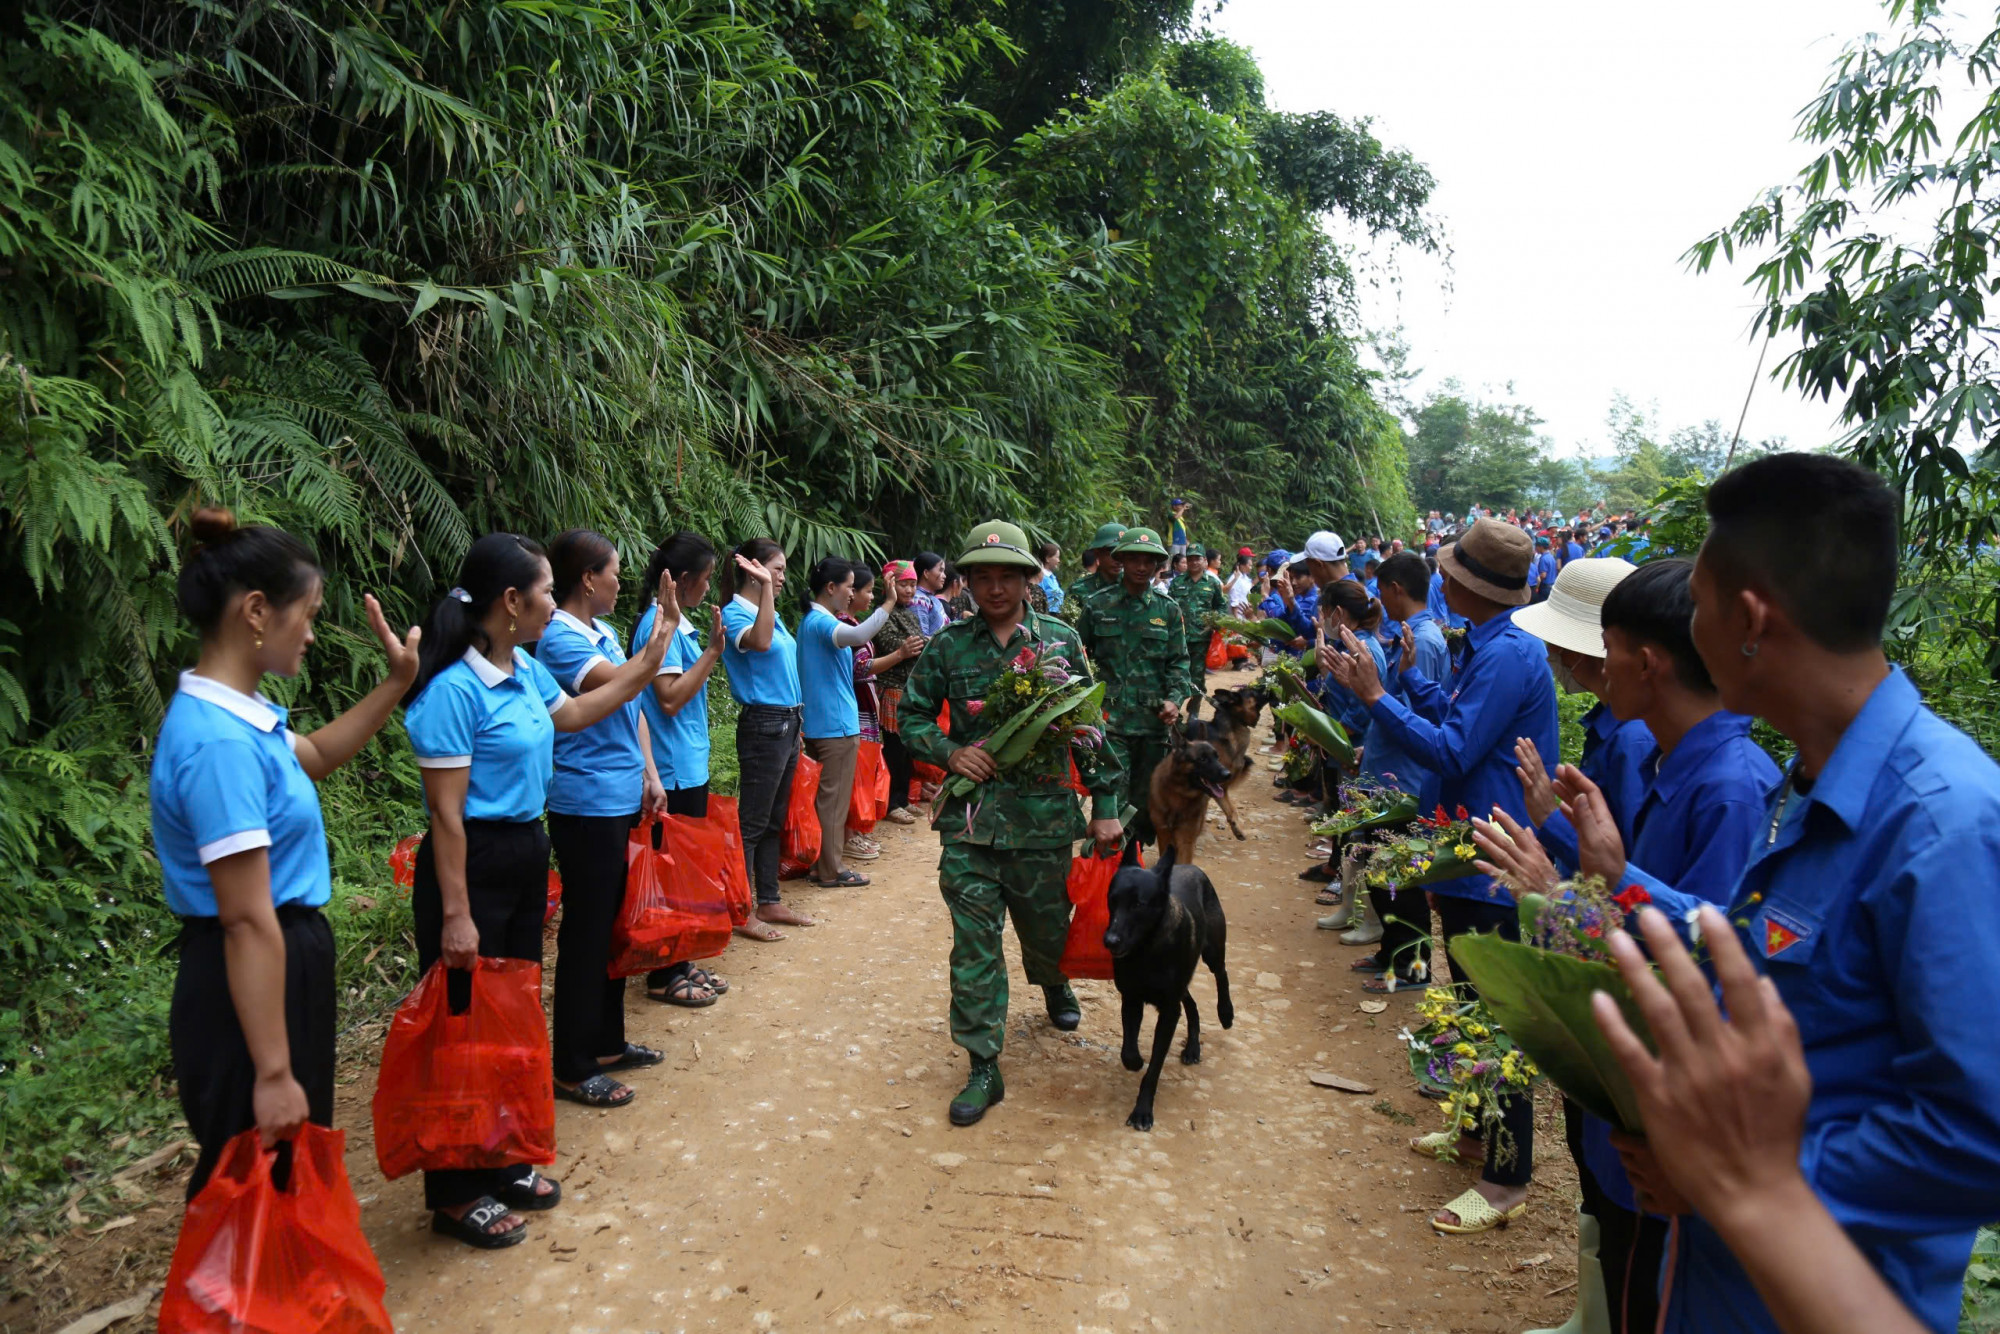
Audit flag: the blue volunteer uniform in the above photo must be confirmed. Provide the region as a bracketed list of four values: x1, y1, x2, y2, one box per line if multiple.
[1314, 632, 1381, 739]
[1562, 539, 1584, 565]
[1580, 709, 1779, 1212]
[797, 602, 860, 740]
[634, 604, 710, 790]
[404, 646, 565, 817]
[1427, 569, 1470, 631]
[1361, 609, 1448, 809]
[1537, 703, 1655, 874]
[1258, 584, 1318, 647]
[1365, 608, 1559, 903]
[1626, 670, 2000, 1333]
[1041, 570, 1065, 614]
[152, 672, 331, 916]
[720, 594, 801, 707]
[536, 609, 645, 816]
[1530, 550, 1557, 601]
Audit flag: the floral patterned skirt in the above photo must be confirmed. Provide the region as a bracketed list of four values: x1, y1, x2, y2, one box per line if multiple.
[878, 687, 902, 735]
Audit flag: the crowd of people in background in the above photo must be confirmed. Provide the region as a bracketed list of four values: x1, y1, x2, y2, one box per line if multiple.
[147, 465, 2000, 1333]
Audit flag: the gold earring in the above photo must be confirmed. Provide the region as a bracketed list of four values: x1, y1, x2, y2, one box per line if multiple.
[509, 617, 516, 634]
[255, 634, 264, 650]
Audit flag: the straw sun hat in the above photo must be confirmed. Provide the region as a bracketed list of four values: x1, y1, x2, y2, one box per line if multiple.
[1437, 518, 1536, 607]
[1512, 556, 1638, 659]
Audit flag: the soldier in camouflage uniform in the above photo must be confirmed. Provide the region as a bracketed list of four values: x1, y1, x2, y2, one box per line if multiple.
[1077, 527, 1191, 861]
[1064, 521, 1127, 613]
[1168, 544, 1228, 720]
[902, 521, 1126, 1126]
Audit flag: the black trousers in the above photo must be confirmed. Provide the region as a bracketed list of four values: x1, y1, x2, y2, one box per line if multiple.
[412, 817, 549, 1210]
[1436, 893, 1534, 1189]
[172, 905, 337, 1199]
[547, 812, 635, 1084]
[882, 730, 914, 814]
[1370, 883, 1431, 980]
[735, 705, 801, 905]
[648, 785, 710, 991]
[1562, 1098, 1667, 1333]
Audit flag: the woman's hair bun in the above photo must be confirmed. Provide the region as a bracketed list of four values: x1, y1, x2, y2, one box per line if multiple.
[189, 506, 240, 549]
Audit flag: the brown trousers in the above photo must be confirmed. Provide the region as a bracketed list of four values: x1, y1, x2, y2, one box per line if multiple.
[804, 733, 859, 880]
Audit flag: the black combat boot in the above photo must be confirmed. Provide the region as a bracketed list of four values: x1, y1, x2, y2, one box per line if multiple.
[1043, 983, 1081, 1032]
[948, 1055, 1005, 1126]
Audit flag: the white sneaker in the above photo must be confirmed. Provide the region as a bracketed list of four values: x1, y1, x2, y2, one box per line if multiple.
[844, 837, 881, 861]
[887, 808, 918, 825]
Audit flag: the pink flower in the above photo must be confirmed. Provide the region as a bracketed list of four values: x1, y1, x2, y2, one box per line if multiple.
[965, 700, 985, 716]
[1011, 646, 1039, 671]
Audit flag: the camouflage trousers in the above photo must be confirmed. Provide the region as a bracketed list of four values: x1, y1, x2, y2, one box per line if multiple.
[938, 843, 1074, 1060]
[1108, 732, 1170, 850]
[1186, 653, 1208, 715]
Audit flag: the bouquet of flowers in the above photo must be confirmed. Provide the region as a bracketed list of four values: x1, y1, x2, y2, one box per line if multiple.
[1310, 779, 1420, 841]
[1211, 613, 1300, 645]
[1403, 985, 1541, 1167]
[1272, 700, 1354, 769]
[1359, 804, 1480, 890]
[936, 644, 1106, 817]
[1279, 737, 1317, 786]
[1261, 654, 1316, 707]
[1445, 877, 1658, 1135]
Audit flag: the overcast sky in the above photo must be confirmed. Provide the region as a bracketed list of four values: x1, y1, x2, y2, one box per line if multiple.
[1210, 0, 1891, 458]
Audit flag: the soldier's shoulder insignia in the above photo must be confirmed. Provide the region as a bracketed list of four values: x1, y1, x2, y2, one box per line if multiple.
[1149, 616, 1166, 626]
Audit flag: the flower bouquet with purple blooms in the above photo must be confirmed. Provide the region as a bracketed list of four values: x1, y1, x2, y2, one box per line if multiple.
[1446, 877, 1659, 1135]
[1360, 805, 1479, 891]
[1403, 985, 1541, 1166]
[935, 644, 1106, 823]
[1311, 778, 1420, 841]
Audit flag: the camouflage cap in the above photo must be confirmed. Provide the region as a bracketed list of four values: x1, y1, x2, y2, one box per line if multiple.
[1113, 527, 1169, 558]
[956, 520, 1043, 572]
[1088, 521, 1129, 551]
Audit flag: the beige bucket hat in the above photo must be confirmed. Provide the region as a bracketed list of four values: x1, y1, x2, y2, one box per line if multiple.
[1437, 518, 1536, 607]
[1512, 556, 1638, 658]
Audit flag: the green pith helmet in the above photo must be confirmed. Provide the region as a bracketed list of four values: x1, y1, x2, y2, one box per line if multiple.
[1088, 522, 1128, 551]
[1186, 544, 1206, 559]
[956, 520, 1043, 572]
[1114, 527, 1169, 558]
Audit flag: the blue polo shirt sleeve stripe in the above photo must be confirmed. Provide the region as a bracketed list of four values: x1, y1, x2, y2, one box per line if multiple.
[720, 596, 802, 707]
[181, 738, 273, 863]
[405, 673, 479, 768]
[537, 619, 611, 693]
[537, 617, 644, 817]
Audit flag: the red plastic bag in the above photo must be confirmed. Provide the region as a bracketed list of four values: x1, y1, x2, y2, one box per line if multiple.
[1205, 631, 1227, 671]
[1058, 848, 1127, 981]
[543, 866, 563, 925]
[160, 1124, 391, 1334]
[607, 816, 690, 976]
[780, 753, 823, 879]
[371, 957, 555, 1180]
[658, 841, 734, 965]
[667, 798, 752, 926]
[388, 834, 421, 889]
[847, 740, 886, 833]
[1226, 641, 1251, 663]
[911, 759, 945, 804]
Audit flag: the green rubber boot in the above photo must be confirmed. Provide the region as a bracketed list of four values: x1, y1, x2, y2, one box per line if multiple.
[1525, 1208, 1609, 1334]
[949, 1056, 1005, 1126]
[1044, 983, 1081, 1032]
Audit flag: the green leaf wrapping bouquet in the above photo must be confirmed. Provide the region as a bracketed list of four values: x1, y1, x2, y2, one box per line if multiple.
[1358, 805, 1480, 889]
[1311, 779, 1420, 841]
[1444, 884, 1659, 1135]
[934, 642, 1107, 825]
[1211, 613, 1300, 645]
[1262, 653, 1317, 706]
[1272, 700, 1353, 769]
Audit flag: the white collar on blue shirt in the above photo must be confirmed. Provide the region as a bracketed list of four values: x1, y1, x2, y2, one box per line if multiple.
[461, 645, 521, 689]
[177, 670, 283, 732]
[548, 607, 611, 644]
[731, 593, 760, 615]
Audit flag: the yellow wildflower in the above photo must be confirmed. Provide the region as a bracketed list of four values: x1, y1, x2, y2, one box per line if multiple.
[1454, 843, 1478, 860]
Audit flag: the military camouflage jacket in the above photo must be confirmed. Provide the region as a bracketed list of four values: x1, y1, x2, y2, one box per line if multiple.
[901, 610, 1124, 849]
[1064, 570, 1116, 616]
[1168, 573, 1228, 650]
[1077, 585, 1193, 738]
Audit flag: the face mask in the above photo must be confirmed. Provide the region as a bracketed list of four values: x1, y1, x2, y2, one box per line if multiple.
[1548, 645, 1584, 695]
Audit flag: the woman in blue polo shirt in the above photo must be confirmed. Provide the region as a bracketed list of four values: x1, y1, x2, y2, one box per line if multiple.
[401, 531, 671, 1249]
[535, 529, 673, 1113]
[152, 509, 419, 1201]
[719, 538, 811, 939]
[798, 557, 893, 888]
[632, 531, 728, 1004]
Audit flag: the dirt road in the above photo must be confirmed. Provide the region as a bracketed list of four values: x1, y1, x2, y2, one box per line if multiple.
[345, 672, 1579, 1334]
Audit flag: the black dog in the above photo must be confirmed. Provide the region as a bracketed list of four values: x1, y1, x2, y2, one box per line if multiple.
[1101, 843, 1232, 1130]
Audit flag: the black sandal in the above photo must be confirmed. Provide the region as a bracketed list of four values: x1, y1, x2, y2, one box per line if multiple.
[554, 1073, 635, 1107]
[1299, 863, 1339, 883]
[647, 975, 716, 1008]
[499, 1170, 562, 1212]
[597, 1042, 666, 1072]
[813, 869, 870, 887]
[689, 966, 729, 995]
[1348, 952, 1384, 972]
[432, 1197, 527, 1249]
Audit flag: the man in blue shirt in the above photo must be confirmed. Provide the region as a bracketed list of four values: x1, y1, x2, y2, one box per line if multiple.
[1562, 528, 1585, 567]
[1326, 518, 1558, 1236]
[1258, 552, 1317, 649]
[1529, 535, 1557, 602]
[1554, 454, 2000, 1334]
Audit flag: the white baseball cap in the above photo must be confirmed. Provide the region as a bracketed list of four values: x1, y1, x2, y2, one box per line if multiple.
[1303, 531, 1347, 562]
[1512, 557, 1637, 659]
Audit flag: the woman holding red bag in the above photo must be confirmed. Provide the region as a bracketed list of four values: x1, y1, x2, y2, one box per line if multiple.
[150, 510, 419, 1200]
[632, 531, 729, 1006]
[402, 532, 672, 1248]
[536, 529, 675, 1110]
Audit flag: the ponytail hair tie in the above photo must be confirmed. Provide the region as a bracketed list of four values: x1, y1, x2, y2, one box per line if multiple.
[448, 587, 474, 604]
